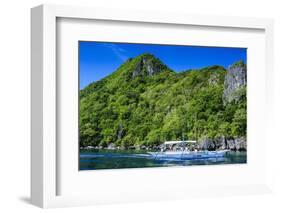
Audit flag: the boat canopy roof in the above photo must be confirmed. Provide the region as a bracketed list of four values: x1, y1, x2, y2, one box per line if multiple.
[164, 140, 197, 145]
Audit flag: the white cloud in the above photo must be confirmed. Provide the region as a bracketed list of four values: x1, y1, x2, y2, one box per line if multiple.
[103, 43, 128, 62]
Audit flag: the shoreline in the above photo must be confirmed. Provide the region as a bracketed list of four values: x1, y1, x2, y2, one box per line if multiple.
[80, 146, 247, 152]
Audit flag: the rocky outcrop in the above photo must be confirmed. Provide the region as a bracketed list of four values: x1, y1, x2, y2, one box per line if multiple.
[208, 72, 221, 85]
[198, 137, 246, 151]
[223, 61, 247, 104]
[132, 54, 165, 78]
[106, 143, 116, 150]
[117, 124, 124, 140]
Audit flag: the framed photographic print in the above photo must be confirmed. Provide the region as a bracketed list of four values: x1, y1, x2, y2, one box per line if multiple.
[31, 4, 274, 208]
[78, 41, 247, 171]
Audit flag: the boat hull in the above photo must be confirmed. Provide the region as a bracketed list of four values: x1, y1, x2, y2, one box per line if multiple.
[149, 150, 228, 160]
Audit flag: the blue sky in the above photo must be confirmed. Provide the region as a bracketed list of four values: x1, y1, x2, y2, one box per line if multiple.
[79, 41, 246, 89]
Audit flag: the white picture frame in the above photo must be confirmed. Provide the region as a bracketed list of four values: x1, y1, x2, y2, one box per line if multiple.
[31, 4, 274, 208]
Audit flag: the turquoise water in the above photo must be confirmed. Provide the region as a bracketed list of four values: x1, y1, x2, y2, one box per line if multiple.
[79, 150, 247, 170]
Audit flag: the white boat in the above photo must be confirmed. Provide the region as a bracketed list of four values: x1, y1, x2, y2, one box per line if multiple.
[148, 140, 229, 160]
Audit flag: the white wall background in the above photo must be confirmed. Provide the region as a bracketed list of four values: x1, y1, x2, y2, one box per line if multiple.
[0, 0, 280, 212]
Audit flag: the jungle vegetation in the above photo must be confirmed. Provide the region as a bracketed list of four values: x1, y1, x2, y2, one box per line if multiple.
[79, 53, 246, 149]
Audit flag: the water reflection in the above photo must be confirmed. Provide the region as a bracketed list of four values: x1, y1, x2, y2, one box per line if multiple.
[79, 150, 247, 170]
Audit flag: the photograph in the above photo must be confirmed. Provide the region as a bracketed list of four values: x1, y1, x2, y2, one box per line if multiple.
[79, 41, 247, 170]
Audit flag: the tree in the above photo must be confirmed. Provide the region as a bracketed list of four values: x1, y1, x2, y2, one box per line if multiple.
[231, 108, 247, 137]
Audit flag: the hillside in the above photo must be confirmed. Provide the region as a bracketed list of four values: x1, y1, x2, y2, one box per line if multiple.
[79, 53, 247, 150]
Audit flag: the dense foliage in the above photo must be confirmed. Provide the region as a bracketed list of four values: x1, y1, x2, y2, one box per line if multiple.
[80, 53, 246, 149]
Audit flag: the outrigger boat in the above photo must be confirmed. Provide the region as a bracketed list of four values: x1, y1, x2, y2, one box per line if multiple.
[149, 141, 229, 160]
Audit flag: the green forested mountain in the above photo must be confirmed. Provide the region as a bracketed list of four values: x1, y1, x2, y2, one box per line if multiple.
[79, 53, 246, 149]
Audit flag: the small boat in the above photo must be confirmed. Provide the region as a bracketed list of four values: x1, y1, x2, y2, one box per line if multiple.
[148, 141, 229, 160]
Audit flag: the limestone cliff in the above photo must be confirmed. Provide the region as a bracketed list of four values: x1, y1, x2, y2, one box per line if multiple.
[223, 61, 247, 105]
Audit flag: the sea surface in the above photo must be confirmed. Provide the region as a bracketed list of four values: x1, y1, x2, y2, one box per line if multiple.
[79, 149, 247, 170]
